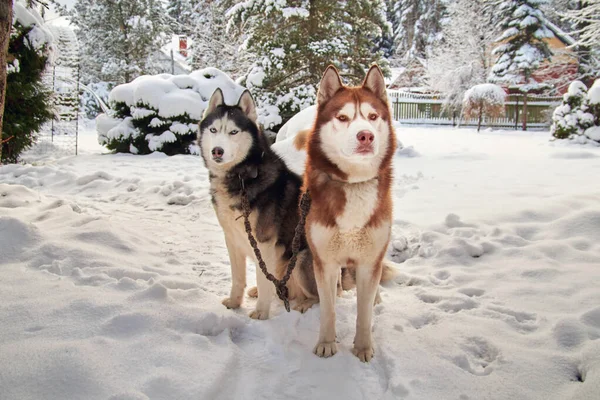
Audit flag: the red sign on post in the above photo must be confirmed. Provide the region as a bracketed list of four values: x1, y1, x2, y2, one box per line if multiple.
[179, 36, 188, 57]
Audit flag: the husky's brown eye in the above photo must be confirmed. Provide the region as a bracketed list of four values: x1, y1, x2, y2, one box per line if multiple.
[210, 127, 217, 133]
[337, 115, 349, 122]
[230, 130, 238, 135]
[368, 113, 378, 121]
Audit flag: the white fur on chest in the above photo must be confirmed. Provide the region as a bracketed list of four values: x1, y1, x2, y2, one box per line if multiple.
[211, 179, 280, 268]
[336, 179, 379, 231]
[310, 222, 390, 265]
[211, 181, 248, 243]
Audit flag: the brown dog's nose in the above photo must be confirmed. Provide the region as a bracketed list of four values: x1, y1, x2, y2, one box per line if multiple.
[357, 131, 374, 144]
[212, 147, 224, 158]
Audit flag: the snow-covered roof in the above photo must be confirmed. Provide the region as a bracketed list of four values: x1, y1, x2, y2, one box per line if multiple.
[543, 18, 576, 47]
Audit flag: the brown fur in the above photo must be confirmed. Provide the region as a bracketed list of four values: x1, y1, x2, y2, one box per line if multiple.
[293, 129, 310, 150]
[304, 65, 397, 362]
[304, 91, 396, 227]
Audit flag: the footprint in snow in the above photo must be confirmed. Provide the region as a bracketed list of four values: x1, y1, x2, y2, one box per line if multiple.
[451, 336, 500, 376]
[483, 305, 539, 333]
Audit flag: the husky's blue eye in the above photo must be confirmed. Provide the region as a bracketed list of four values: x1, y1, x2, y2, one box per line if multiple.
[210, 127, 217, 133]
[230, 130, 238, 135]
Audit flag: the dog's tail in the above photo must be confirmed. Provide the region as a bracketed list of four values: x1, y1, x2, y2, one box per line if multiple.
[380, 258, 398, 283]
[341, 258, 398, 290]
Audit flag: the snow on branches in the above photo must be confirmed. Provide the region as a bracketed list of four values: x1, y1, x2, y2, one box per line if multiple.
[463, 84, 506, 131]
[552, 80, 600, 145]
[490, 0, 554, 92]
[97, 68, 245, 155]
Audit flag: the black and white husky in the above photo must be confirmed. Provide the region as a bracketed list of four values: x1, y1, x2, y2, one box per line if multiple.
[198, 89, 319, 319]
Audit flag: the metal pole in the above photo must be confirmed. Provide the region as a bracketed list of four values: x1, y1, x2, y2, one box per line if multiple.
[51, 65, 56, 142]
[171, 49, 175, 74]
[75, 59, 80, 155]
[514, 96, 519, 130]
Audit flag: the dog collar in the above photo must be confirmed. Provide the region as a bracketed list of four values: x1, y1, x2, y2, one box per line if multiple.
[325, 172, 378, 185]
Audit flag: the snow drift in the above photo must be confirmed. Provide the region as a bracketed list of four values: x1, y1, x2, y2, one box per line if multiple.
[1, 126, 600, 399]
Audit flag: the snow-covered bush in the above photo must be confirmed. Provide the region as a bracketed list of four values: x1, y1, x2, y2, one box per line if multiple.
[2, 1, 54, 164]
[97, 68, 245, 155]
[462, 84, 506, 131]
[583, 80, 600, 144]
[586, 81, 600, 124]
[551, 81, 593, 140]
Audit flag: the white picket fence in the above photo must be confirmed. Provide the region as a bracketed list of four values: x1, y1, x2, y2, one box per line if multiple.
[387, 90, 562, 130]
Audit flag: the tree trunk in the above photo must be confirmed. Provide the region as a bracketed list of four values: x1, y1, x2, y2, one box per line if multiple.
[477, 101, 483, 132]
[522, 93, 528, 131]
[0, 0, 13, 164]
[514, 96, 519, 130]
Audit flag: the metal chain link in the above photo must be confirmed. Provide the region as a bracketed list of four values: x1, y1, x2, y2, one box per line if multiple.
[239, 177, 311, 312]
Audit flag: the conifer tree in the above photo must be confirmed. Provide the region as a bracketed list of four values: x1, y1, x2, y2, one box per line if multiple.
[390, 0, 448, 62]
[2, 4, 53, 163]
[489, 0, 554, 129]
[0, 0, 13, 163]
[228, 0, 390, 129]
[62, 0, 171, 84]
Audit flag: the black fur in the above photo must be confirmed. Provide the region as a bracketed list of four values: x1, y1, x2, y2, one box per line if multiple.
[199, 104, 306, 261]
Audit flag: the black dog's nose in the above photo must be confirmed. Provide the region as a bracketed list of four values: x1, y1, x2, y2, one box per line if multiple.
[212, 147, 224, 158]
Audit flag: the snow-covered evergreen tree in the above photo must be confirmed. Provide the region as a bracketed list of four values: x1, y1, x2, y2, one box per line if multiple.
[426, 0, 498, 116]
[189, 1, 247, 76]
[62, 0, 171, 84]
[3, 1, 54, 163]
[166, 0, 197, 30]
[228, 0, 390, 129]
[489, 0, 554, 92]
[551, 80, 593, 139]
[390, 0, 448, 62]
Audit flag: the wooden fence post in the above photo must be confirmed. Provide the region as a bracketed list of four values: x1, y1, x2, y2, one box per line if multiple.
[522, 93, 528, 131]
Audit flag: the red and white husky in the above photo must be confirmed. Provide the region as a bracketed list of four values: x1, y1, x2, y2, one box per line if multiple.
[304, 65, 396, 362]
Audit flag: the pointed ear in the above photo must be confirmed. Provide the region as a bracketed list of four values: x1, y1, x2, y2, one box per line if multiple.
[317, 65, 343, 106]
[205, 88, 224, 117]
[362, 65, 387, 104]
[237, 90, 258, 123]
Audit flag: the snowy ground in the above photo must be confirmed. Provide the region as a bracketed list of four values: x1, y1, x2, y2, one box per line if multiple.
[1, 125, 599, 400]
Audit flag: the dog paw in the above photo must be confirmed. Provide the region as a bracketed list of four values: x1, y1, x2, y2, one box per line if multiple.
[352, 346, 374, 362]
[249, 309, 269, 320]
[222, 297, 241, 309]
[293, 298, 318, 313]
[247, 286, 258, 298]
[314, 342, 337, 358]
[374, 291, 382, 305]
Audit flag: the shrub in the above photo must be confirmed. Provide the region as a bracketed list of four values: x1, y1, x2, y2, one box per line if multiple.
[583, 80, 600, 144]
[551, 81, 594, 140]
[97, 68, 245, 155]
[462, 84, 506, 131]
